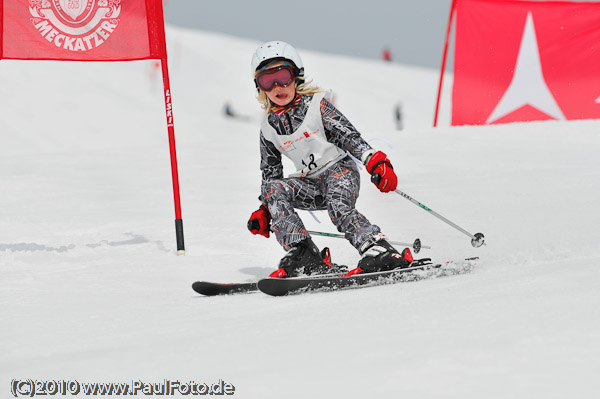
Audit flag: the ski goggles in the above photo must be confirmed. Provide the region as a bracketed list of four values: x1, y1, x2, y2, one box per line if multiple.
[255, 65, 295, 92]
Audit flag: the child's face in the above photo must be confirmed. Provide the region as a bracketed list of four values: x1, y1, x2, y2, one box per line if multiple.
[266, 81, 296, 107]
[262, 61, 297, 107]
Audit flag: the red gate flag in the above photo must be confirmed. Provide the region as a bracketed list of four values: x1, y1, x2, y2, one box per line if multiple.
[1, 0, 185, 253]
[451, 0, 600, 125]
[1, 0, 166, 61]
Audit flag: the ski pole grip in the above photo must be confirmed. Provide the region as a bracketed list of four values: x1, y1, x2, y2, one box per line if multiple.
[371, 173, 382, 185]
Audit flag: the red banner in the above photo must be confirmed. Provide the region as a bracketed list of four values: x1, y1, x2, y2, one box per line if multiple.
[1, 0, 166, 61]
[452, 0, 600, 125]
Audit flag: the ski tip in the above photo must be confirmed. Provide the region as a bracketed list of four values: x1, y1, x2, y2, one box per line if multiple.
[256, 278, 285, 297]
[192, 281, 227, 296]
[192, 281, 259, 296]
[191, 281, 206, 295]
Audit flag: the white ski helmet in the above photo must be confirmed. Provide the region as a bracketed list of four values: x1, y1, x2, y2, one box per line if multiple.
[251, 40, 304, 78]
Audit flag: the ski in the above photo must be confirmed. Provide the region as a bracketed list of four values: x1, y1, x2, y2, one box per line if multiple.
[192, 257, 348, 296]
[192, 257, 478, 297]
[191, 269, 347, 297]
[191, 281, 258, 296]
[257, 257, 478, 296]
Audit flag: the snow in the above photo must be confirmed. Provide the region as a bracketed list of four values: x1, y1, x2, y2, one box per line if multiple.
[1, 26, 599, 398]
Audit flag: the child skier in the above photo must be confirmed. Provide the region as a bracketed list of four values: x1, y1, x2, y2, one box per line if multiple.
[247, 41, 413, 278]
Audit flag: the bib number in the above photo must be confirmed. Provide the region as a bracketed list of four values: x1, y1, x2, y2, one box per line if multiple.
[301, 154, 318, 174]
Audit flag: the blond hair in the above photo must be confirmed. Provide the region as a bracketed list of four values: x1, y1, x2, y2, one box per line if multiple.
[255, 73, 322, 114]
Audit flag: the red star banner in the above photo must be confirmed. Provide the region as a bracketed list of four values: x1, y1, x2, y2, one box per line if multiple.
[451, 0, 600, 125]
[1, 0, 166, 61]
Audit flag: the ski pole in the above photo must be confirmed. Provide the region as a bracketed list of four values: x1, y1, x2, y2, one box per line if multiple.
[372, 174, 486, 247]
[248, 219, 427, 253]
[307, 230, 427, 254]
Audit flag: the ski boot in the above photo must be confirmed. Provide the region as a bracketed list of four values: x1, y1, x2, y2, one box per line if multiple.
[269, 238, 346, 278]
[346, 234, 413, 276]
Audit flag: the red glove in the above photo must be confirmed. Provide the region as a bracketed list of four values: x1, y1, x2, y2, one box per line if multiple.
[366, 151, 397, 193]
[247, 203, 271, 238]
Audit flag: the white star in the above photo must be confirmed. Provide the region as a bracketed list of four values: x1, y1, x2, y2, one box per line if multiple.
[487, 12, 566, 124]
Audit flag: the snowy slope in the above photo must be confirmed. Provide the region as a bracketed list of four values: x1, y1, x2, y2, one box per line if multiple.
[1, 26, 599, 399]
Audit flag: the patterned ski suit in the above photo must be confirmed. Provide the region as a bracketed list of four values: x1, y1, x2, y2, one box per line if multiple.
[259, 92, 382, 251]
